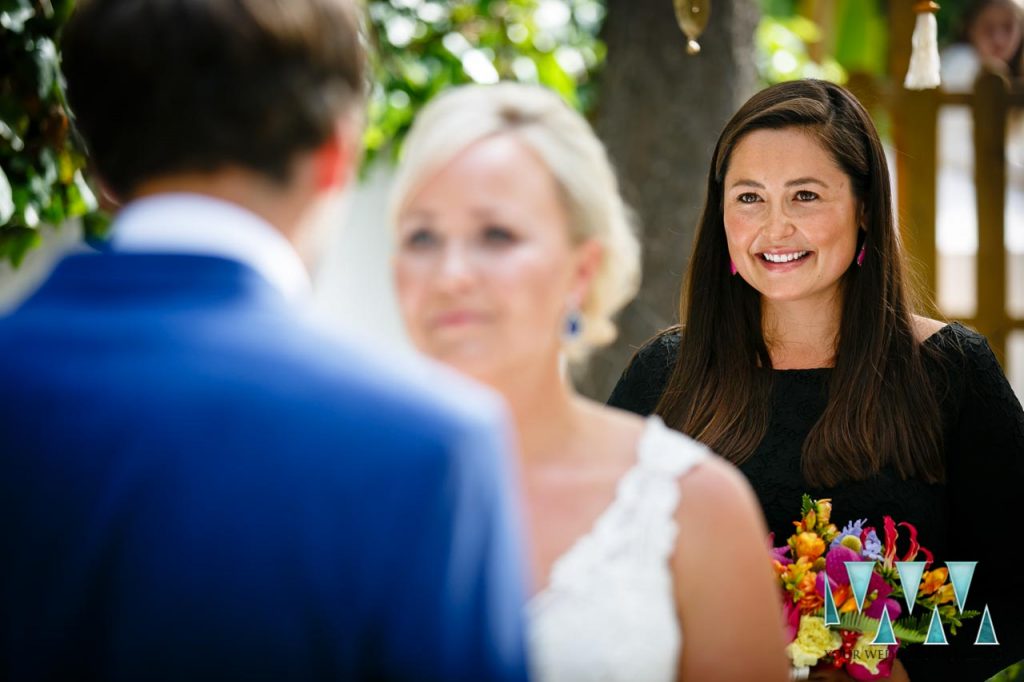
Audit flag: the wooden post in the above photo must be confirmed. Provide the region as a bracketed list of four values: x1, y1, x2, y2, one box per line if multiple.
[888, 0, 939, 311]
[973, 70, 1009, 363]
[577, 0, 760, 399]
[897, 90, 940, 308]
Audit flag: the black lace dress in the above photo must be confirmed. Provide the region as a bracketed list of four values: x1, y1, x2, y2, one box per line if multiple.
[607, 323, 1024, 680]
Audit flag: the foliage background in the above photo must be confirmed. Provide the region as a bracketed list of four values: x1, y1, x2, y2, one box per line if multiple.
[0, 0, 609, 265]
[0, 0, 993, 266]
[0, 0, 100, 266]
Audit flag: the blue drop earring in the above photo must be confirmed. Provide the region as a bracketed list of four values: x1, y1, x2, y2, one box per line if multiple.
[564, 308, 583, 340]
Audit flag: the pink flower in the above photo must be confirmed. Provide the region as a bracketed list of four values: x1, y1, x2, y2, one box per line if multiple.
[824, 544, 861, 585]
[782, 598, 801, 641]
[864, 576, 901, 621]
[772, 544, 793, 567]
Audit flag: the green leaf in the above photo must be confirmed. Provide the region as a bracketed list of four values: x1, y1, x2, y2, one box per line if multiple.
[0, 0, 35, 34]
[0, 163, 13, 224]
[81, 209, 112, 241]
[0, 118, 26, 151]
[0, 226, 41, 266]
[801, 494, 813, 516]
[40, 190, 64, 225]
[66, 169, 98, 217]
[32, 37, 61, 99]
[831, 610, 929, 644]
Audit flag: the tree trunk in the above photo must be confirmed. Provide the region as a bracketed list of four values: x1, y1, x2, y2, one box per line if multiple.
[577, 0, 760, 400]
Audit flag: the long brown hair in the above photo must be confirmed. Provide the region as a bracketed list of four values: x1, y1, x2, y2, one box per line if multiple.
[655, 79, 945, 487]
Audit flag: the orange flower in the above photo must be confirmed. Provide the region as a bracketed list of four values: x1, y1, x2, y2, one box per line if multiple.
[797, 571, 823, 612]
[920, 568, 949, 595]
[779, 557, 811, 590]
[832, 584, 859, 613]
[792, 532, 827, 561]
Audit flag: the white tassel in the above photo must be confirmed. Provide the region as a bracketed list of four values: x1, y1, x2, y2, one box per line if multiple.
[904, 8, 941, 90]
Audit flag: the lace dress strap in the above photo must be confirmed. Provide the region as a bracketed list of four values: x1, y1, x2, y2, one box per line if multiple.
[526, 416, 710, 682]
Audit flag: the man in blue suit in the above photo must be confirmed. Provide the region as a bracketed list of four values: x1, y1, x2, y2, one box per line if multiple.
[0, 1, 529, 680]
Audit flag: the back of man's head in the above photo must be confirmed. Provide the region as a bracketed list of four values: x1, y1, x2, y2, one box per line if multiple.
[62, 0, 366, 200]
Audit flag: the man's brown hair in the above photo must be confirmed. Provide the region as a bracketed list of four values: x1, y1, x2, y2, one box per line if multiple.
[62, 0, 366, 198]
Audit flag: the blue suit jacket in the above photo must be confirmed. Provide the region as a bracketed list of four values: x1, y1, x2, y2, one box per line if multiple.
[0, 252, 529, 681]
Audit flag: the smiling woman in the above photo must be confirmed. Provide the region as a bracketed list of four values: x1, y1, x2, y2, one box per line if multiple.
[723, 127, 861, 316]
[607, 79, 1024, 680]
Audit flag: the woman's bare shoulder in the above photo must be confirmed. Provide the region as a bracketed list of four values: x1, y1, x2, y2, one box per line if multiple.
[912, 315, 948, 344]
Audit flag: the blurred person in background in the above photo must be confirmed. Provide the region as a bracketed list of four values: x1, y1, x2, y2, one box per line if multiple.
[391, 82, 790, 682]
[0, 1, 528, 679]
[937, 0, 1024, 322]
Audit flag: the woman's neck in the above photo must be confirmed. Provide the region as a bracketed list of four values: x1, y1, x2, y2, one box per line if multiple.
[762, 294, 843, 369]
[490, 357, 585, 462]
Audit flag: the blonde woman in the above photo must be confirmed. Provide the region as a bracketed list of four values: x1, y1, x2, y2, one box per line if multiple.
[389, 82, 788, 682]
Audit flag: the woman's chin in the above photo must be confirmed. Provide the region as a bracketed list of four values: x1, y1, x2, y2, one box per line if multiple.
[429, 344, 501, 380]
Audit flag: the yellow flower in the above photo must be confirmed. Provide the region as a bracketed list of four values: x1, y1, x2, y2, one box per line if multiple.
[786, 616, 841, 668]
[934, 583, 956, 605]
[840, 534, 864, 554]
[815, 499, 833, 526]
[849, 633, 893, 675]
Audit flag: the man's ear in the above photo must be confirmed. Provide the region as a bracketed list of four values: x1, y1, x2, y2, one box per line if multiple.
[312, 116, 362, 193]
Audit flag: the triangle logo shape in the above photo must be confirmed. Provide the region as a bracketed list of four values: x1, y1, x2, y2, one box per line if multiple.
[895, 561, 926, 615]
[975, 605, 999, 645]
[871, 604, 898, 645]
[924, 604, 948, 645]
[845, 561, 875, 612]
[823, 576, 840, 626]
[946, 561, 977, 613]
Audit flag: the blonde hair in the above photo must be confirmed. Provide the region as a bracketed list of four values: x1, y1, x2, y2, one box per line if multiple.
[389, 82, 641, 356]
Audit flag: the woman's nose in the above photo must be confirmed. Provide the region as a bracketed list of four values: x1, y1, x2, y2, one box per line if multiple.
[762, 204, 797, 241]
[436, 242, 477, 290]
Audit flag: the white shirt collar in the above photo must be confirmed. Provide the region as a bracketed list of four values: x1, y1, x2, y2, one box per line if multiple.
[111, 193, 312, 301]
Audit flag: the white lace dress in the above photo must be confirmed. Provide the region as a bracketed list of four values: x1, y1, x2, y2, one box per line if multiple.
[526, 416, 710, 682]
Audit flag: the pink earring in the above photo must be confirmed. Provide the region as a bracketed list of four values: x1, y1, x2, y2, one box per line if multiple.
[856, 245, 866, 267]
[729, 260, 738, 276]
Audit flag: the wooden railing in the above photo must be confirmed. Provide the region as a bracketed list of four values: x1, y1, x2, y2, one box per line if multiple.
[890, 72, 1024, 364]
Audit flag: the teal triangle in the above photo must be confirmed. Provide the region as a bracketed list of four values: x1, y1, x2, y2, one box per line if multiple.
[924, 605, 949, 645]
[871, 604, 898, 645]
[946, 562, 977, 613]
[895, 561, 926, 615]
[845, 561, 875, 612]
[823, 576, 840, 626]
[975, 605, 999, 645]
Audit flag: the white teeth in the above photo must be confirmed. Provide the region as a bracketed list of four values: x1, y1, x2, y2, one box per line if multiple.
[762, 251, 808, 263]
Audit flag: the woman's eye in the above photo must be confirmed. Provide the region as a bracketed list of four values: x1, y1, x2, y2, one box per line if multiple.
[794, 190, 818, 201]
[737, 193, 761, 204]
[482, 225, 517, 245]
[403, 228, 438, 249]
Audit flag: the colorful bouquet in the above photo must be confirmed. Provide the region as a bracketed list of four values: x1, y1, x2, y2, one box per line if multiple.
[772, 496, 981, 680]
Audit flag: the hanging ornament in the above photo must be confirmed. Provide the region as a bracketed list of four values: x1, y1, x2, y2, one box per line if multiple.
[673, 0, 711, 55]
[904, 0, 942, 90]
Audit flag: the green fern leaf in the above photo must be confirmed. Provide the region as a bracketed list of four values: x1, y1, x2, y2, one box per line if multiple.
[833, 611, 929, 644]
